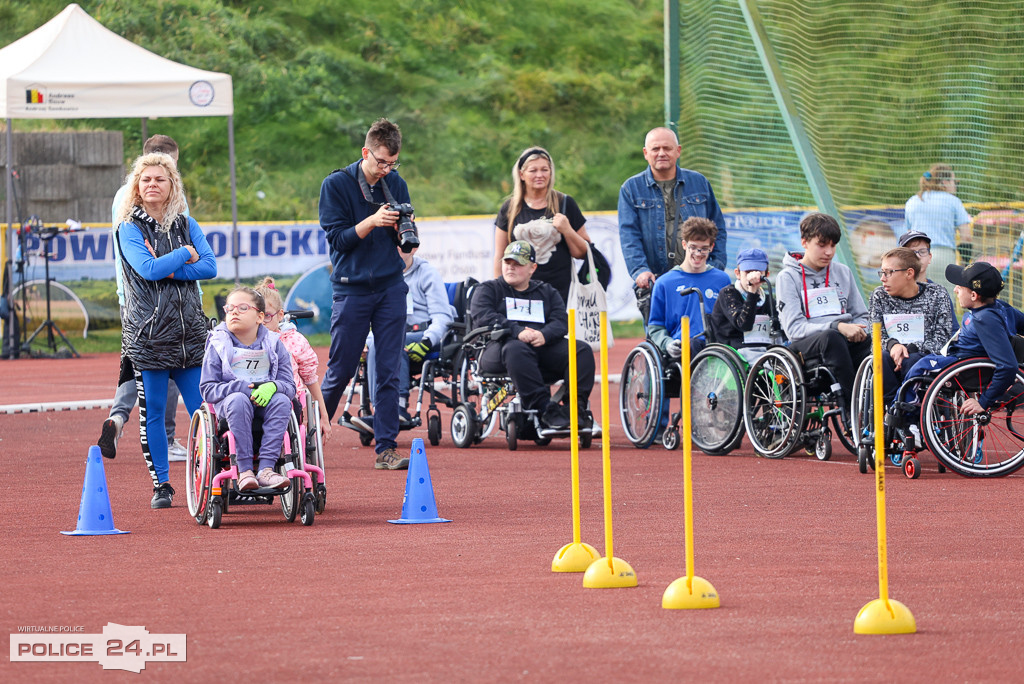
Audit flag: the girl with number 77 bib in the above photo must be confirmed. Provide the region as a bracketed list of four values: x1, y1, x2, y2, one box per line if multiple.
[868, 247, 953, 402]
[200, 287, 296, 493]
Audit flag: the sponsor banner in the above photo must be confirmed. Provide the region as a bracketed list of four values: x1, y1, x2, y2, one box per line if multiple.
[8, 207, 910, 322]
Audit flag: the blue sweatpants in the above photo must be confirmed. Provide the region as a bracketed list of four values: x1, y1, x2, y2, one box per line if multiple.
[137, 366, 203, 486]
[320, 281, 408, 454]
[215, 391, 293, 473]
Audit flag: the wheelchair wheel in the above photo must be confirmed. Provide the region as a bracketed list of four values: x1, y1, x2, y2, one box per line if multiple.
[850, 357, 874, 450]
[451, 403, 478, 449]
[186, 406, 216, 525]
[662, 428, 680, 450]
[921, 358, 1024, 477]
[690, 345, 746, 455]
[619, 342, 665, 449]
[506, 415, 519, 451]
[280, 411, 304, 522]
[208, 499, 222, 529]
[305, 397, 327, 514]
[580, 428, 593, 450]
[300, 493, 316, 526]
[743, 348, 806, 459]
[428, 413, 442, 446]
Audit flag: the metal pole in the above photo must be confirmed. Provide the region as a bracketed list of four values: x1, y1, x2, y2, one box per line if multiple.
[664, 0, 680, 134]
[738, 0, 866, 296]
[228, 114, 239, 285]
[3, 120, 13, 353]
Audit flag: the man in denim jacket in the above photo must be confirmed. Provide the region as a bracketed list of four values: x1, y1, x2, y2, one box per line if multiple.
[618, 128, 726, 318]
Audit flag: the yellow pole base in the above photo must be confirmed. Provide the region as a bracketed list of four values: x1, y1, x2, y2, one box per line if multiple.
[662, 576, 720, 609]
[854, 598, 917, 635]
[552, 542, 600, 573]
[582, 557, 638, 588]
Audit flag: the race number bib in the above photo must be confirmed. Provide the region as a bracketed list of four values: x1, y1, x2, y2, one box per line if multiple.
[883, 313, 925, 345]
[230, 347, 270, 383]
[743, 315, 772, 345]
[806, 286, 842, 318]
[506, 297, 545, 323]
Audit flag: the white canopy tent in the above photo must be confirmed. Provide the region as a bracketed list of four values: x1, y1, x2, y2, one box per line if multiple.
[0, 3, 241, 301]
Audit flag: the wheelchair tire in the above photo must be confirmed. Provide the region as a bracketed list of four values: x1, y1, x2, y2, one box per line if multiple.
[580, 429, 593, 450]
[451, 403, 478, 449]
[506, 416, 518, 451]
[815, 428, 832, 461]
[743, 348, 806, 459]
[300, 494, 316, 526]
[690, 345, 746, 455]
[904, 457, 921, 479]
[619, 342, 665, 449]
[534, 436, 552, 446]
[921, 358, 1024, 477]
[662, 428, 680, 450]
[857, 445, 871, 474]
[850, 357, 874, 450]
[208, 499, 222, 529]
[428, 413, 442, 446]
[186, 406, 216, 525]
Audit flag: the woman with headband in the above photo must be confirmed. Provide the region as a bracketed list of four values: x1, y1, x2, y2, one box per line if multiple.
[493, 146, 593, 304]
[904, 163, 971, 298]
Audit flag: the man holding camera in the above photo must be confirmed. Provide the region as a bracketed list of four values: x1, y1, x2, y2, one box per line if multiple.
[318, 118, 413, 470]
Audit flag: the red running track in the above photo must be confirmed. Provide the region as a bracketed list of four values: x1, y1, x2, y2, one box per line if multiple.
[1, 344, 1023, 681]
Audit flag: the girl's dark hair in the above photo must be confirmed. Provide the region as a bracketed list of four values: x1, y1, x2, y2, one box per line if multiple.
[229, 285, 265, 313]
[799, 212, 842, 245]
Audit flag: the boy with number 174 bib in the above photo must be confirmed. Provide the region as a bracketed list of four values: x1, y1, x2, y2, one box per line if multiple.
[775, 213, 871, 413]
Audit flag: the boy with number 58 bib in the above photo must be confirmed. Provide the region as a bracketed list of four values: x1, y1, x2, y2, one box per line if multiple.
[775, 213, 871, 412]
[201, 286, 296, 492]
[867, 247, 953, 402]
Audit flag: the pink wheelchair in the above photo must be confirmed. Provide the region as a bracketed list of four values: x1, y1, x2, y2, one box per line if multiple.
[185, 389, 326, 528]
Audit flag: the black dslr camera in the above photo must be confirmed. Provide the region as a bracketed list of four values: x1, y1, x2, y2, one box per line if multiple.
[388, 202, 419, 253]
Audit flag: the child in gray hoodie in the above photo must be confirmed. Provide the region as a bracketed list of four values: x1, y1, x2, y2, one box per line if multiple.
[775, 212, 871, 409]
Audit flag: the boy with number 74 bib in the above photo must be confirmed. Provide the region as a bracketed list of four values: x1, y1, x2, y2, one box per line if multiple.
[775, 213, 871, 413]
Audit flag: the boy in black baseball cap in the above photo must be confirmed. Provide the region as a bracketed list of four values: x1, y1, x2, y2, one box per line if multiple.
[944, 262, 1019, 415]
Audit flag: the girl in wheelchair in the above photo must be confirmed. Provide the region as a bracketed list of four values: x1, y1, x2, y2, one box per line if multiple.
[200, 286, 296, 492]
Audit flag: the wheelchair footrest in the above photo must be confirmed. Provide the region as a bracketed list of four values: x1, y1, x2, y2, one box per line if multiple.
[230, 485, 293, 501]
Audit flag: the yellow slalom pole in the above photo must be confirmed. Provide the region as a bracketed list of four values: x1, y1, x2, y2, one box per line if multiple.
[583, 311, 637, 588]
[854, 322, 915, 634]
[552, 309, 598, 572]
[663, 317, 719, 609]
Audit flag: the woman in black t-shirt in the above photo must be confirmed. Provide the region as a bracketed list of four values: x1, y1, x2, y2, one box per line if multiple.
[493, 146, 592, 304]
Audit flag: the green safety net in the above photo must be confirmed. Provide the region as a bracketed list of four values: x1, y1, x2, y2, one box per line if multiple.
[676, 0, 1024, 304]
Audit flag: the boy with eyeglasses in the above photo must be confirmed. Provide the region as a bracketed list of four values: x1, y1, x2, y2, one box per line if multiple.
[868, 247, 953, 401]
[776, 212, 870, 412]
[898, 230, 959, 333]
[647, 217, 730, 359]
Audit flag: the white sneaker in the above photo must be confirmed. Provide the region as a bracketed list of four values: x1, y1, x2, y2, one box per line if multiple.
[167, 439, 187, 462]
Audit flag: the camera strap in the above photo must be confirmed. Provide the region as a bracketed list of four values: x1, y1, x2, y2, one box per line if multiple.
[346, 165, 397, 207]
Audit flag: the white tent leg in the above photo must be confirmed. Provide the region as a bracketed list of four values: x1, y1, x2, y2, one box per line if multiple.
[229, 114, 238, 285]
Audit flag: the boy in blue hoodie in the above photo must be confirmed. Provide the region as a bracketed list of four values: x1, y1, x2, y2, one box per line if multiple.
[944, 262, 1019, 415]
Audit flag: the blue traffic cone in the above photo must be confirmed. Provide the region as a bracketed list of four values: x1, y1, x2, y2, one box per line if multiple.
[388, 438, 451, 524]
[62, 446, 130, 536]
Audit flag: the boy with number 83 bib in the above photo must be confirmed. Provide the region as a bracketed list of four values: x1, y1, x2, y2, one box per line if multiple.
[775, 213, 871, 413]
[201, 286, 296, 492]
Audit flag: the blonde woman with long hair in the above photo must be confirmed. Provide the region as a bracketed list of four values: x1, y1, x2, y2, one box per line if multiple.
[492, 146, 593, 304]
[115, 152, 217, 509]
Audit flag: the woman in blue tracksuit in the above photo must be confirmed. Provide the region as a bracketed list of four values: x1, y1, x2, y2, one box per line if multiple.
[114, 152, 217, 509]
